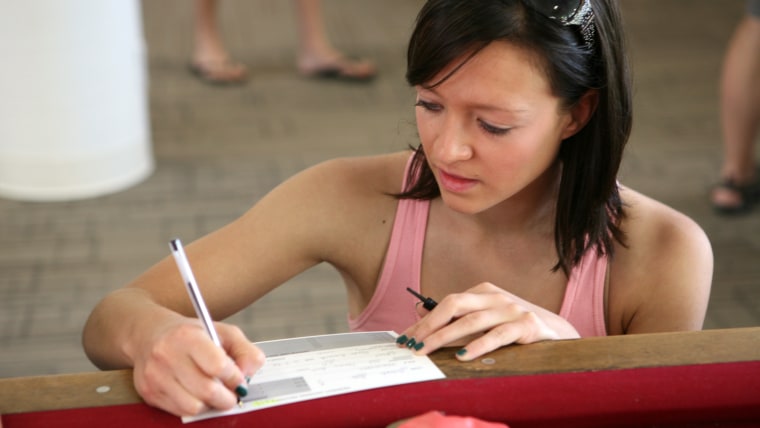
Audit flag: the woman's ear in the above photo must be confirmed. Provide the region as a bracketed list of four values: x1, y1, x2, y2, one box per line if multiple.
[561, 89, 599, 139]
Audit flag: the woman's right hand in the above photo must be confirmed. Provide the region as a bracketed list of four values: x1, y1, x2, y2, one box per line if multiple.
[130, 317, 265, 417]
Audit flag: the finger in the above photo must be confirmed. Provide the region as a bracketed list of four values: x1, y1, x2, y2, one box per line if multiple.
[180, 352, 240, 410]
[137, 320, 241, 414]
[414, 301, 429, 317]
[468, 282, 503, 294]
[159, 376, 212, 416]
[135, 323, 218, 415]
[455, 312, 559, 361]
[410, 308, 503, 355]
[218, 323, 266, 377]
[395, 302, 434, 348]
[409, 291, 539, 355]
[453, 323, 525, 362]
[181, 329, 243, 408]
[403, 293, 473, 335]
[402, 292, 513, 350]
[135, 361, 210, 417]
[217, 324, 265, 401]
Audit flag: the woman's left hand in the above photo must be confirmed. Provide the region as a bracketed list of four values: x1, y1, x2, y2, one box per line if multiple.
[398, 282, 580, 360]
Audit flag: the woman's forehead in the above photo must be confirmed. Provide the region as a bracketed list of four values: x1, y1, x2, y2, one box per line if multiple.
[425, 42, 555, 101]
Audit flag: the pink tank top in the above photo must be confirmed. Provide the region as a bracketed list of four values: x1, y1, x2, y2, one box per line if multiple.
[348, 157, 608, 337]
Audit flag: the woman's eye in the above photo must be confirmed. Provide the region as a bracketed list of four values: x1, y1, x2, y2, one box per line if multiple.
[478, 119, 510, 136]
[415, 100, 442, 112]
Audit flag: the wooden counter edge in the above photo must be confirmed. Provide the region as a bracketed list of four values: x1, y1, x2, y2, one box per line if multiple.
[2, 327, 758, 414]
[432, 326, 760, 378]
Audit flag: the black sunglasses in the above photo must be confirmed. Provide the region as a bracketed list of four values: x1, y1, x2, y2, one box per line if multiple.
[522, 0, 596, 48]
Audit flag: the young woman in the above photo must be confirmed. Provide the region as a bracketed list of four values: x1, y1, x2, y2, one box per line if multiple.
[83, 0, 713, 417]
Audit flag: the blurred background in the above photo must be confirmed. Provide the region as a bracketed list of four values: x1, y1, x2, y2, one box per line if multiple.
[1, 0, 758, 378]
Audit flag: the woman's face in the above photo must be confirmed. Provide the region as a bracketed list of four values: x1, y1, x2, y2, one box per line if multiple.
[415, 41, 580, 215]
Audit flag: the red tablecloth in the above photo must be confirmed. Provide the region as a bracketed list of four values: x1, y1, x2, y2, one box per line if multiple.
[5, 361, 759, 428]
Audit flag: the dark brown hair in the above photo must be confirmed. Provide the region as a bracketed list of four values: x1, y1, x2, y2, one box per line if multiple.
[400, 0, 631, 274]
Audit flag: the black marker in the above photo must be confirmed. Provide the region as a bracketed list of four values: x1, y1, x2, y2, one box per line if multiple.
[406, 287, 438, 311]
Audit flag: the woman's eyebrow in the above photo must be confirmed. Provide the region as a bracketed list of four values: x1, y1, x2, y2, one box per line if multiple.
[417, 86, 531, 115]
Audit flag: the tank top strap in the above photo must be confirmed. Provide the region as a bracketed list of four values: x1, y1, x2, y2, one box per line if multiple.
[348, 153, 429, 332]
[559, 247, 608, 337]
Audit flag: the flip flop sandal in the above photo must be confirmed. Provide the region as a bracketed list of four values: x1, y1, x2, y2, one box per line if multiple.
[711, 177, 760, 215]
[300, 57, 377, 83]
[188, 60, 249, 86]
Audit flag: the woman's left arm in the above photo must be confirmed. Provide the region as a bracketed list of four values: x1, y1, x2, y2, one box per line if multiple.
[608, 190, 713, 334]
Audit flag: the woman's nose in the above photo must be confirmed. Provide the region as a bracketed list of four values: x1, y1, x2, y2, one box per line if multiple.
[434, 118, 473, 162]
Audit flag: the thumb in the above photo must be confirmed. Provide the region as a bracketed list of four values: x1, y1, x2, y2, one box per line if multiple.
[217, 323, 266, 376]
[414, 301, 431, 317]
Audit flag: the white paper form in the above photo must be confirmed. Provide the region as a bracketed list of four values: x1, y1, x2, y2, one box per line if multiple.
[183, 331, 446, 423]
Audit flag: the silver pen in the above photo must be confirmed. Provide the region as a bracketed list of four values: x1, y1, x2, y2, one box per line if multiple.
[169, 238, 248, 399]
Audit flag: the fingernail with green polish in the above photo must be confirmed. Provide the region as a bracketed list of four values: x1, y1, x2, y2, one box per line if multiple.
[235, 384, 248, 397]
[406, 338, 417, 348]
[396, 335, 408, 345]
[413, 341, 425, 351]
[456, 348, 467, 357]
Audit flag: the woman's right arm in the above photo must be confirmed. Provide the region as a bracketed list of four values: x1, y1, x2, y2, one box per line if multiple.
[81, 154, 401, 416]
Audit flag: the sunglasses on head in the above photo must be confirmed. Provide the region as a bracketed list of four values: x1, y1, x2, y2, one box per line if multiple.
[522, 0, 596, 49]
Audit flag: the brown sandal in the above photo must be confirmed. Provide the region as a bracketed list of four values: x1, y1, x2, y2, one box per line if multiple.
[188, 59, 249, 86]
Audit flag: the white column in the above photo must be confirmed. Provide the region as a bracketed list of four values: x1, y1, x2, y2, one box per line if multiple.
[0, 0, 153, 201]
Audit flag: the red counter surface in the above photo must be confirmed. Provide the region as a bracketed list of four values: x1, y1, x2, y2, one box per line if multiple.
[2, 328, 759, 428]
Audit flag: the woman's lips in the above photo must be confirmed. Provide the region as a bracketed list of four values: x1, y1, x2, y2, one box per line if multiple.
[437, 167, 478, 193]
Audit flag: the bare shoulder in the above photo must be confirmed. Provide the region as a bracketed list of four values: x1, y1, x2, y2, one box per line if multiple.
[240, 151, 412, 261]
[617, 186, 711, 261]
[270, 151, 410, 218]
[297, 151, 411, 196]
[608, 185, 713, 334]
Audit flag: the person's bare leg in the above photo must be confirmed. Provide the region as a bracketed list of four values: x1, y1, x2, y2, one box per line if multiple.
[294, 0, 376, 81]
[190, 0, 248, 84]
[712, 15, 760, 209]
